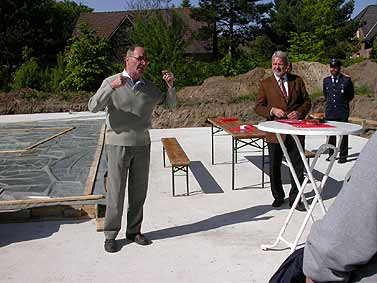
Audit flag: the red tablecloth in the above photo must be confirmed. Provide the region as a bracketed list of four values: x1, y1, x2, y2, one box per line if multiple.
[218, 117, 239, 123]
[230, 124, 255, 132]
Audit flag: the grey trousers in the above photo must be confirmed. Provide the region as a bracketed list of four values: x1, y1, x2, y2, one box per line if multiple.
[104, 144, 150, 240]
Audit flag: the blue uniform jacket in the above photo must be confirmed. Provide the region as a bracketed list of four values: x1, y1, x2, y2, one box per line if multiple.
[323, 74, 354, 121]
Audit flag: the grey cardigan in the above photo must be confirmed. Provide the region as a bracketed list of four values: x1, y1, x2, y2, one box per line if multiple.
[88, 73, 176, 146]
[303, 133, 377, 282]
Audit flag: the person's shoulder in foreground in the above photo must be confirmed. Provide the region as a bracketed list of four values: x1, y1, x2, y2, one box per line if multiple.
[303, 132, 377, 283]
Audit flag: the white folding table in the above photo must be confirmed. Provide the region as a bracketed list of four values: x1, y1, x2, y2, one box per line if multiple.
[257, 120, 362, 253]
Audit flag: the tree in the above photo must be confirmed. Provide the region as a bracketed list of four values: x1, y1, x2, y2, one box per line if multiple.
[129, 11, 187, 89]
[62, 25, 112, 91]
[124, 0, 172, 10]
[269, 0, 356, 59]
[181, 0, 191, 8]
[0, 0, 92, 83]
[191, 0, 272, 59]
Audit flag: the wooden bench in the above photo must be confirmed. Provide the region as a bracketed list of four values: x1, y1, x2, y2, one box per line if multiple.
[161, 137, 190, 197]
[305, 149, 315, 163]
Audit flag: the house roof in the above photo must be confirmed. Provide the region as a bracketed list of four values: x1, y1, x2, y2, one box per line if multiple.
[355, 5, 377, 41]
[74, 8, 211, 55]
[75, 11, 129, 39]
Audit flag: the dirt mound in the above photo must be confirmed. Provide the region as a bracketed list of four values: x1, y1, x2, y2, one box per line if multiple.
[345, 60, 377, 96]
[1, 61, 377, 135]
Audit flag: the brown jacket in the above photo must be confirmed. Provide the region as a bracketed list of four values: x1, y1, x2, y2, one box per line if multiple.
[255, 73, 311, 143]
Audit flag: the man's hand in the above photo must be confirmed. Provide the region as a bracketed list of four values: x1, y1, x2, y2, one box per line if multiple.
[287, 111, 300, 119]
[271, 107, 286, 118]
[111, 75, 127, 89]
[162, 70, 175, 88]
[306, 278, 314, 283]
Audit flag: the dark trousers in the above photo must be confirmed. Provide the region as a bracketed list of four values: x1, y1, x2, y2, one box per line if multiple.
[327, 118, 349, 158]
[104, 144, 151, 240]
[267, 135, 304, 203]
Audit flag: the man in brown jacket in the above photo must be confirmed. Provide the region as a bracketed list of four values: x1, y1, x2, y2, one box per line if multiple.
[255, 51, 311, 211]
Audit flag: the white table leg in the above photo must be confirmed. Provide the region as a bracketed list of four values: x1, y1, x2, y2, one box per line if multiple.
[261, 133, 340, 253]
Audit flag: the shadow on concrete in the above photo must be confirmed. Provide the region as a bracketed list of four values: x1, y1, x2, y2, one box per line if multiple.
[0, 219, 89, 248]
[245, 155, 344, 201]
[189, 161, 224, 194]
[145, 205, 273, 241]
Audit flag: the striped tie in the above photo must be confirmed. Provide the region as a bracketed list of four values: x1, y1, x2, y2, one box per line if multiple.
[279, 78, 288, 97]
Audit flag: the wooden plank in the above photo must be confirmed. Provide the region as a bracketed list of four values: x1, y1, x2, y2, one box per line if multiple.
[0, 127, 75, 153]
[304, 149, 315, 159]
[84, 123, 106, 195]
[96, 217, 104, 232]
[0, 194, 104, 206]
[161, 137, 190, 166]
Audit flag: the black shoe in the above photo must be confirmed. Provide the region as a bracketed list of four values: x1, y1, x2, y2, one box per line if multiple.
[272, 198, 284, 207]
[104, 239, 118, 253]
[338, 157, 346, 164]
[290, 201, 306, 212]
[126, 233, 152, 246]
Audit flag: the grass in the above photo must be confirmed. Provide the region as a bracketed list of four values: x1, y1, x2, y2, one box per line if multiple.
[355, 85, 373, 98]
[229, 94, 256, 104]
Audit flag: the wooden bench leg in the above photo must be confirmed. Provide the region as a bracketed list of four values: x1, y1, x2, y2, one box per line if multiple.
[171, 166, 190, 197]
[172, 166, 175, 197]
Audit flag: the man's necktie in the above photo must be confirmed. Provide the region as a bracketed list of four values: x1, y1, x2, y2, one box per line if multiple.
[279, 78, 288, 98]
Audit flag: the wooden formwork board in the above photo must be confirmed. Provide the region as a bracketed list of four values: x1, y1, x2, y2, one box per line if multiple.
[0, 123, 107, 227]
[84, 123, 106, 195]
[0, 203, 106, 223]
[0, 127, 75, 153]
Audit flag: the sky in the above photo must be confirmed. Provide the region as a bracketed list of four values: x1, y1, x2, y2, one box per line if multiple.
[71, 0, 376, 18]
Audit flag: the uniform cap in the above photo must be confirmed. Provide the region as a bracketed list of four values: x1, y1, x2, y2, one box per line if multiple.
[329, 58, 341, 67]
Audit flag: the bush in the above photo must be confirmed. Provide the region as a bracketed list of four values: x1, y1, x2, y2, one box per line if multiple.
[174, 60, 222, 88]
[62, 24, 112, 91]
[342, 57, 366, 67]
[10, 58, 44, 90]
[220, 54, 257, 77]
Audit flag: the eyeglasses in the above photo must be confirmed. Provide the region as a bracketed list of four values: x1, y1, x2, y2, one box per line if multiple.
[128, 56, 149, 63]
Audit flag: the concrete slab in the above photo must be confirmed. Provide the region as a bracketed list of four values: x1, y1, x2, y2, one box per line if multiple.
[0, 113, 368, 283]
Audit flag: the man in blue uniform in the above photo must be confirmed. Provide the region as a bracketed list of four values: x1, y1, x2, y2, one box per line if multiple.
[323, 58, 354, 163]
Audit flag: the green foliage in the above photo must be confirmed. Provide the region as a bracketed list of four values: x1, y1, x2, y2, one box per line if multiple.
[174, 60, 222, 88]
[62, 25, 112, 91]
[242, 35, 277, 68]
[288, 32, 325, 62]
[270, 0, 356, 60]
[42, 52, 67, 91]
[0, 0, 92, 81]
[229, 94, 256, 104]
[129, 12, 187, 90]
[309, 91, 324, 101]
[181, 0, 191, 8]
[220, 54, 257, 76]
[342, 56, 366, 67]
[355, 85, 373, 97]
[10, 58, 43, 90]
[370, 39, 377, 59]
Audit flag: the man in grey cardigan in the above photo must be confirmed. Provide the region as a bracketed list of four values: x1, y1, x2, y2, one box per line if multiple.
[88, 46, 176, 253]
[304, 132, 377, 282]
